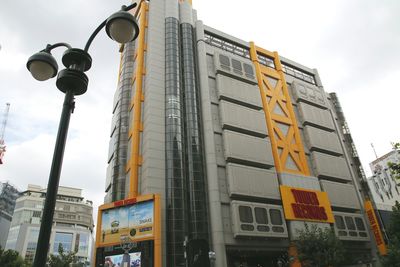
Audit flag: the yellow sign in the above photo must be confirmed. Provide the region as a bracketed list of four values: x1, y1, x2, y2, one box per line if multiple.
[364, 200, 387, 256]
[96, 194, 157, 248]
[280, 185, 334, 223]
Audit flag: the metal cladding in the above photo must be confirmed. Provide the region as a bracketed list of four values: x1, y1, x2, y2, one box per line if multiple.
[101, 0, 378, 266]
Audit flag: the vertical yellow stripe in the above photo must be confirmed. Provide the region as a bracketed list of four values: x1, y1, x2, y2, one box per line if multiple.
[273, 52, 310, 176]
[250, 43, 309, 176]
[93, 207, 103, 267]
[154, 194, 162, 267]
[250, 42, 283, 172]
[364, 200, 387, 255]
[128, 1, 148, 198]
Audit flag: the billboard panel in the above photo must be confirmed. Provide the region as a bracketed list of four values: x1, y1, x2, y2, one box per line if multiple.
[100, 200, 154, 246]
[105, 252, 141, 267]
[280, 185, 334, 223]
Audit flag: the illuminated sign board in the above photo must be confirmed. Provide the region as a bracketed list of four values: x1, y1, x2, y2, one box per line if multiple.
[280, 185, 334, 223]
[105, 252, 141, 267]
[97, 195, 156, 248]
[364, 200, 387, 256]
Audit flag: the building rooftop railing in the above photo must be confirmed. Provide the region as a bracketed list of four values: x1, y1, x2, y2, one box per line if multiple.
[204, 32, 316, 85]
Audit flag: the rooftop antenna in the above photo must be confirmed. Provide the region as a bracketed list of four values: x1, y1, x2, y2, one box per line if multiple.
[0, 103, 10, 164]
[371, 143, 378, 159]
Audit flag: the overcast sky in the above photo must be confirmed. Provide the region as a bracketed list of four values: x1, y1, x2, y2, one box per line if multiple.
[0, 0, 399, 226]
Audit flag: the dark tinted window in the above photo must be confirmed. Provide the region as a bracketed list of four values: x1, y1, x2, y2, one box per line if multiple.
[270, 209, 283, 225]
[240, 224, 254, 231]
[219, 54, 230, 67]
[345, 216, 356, 230]
[255, 208, 268, 224]
[243, 63, 254, 76]
[359, 232, 368, 237]
[231, 59, 242, 71]
[355, 217, 366, 231]
[334, 215, 346, 230]
[338, 230, 347, 236]
[239, 206, 253, 223]
[257, 225, 269, 232]
[272, 226, 285, 233]
[349, 231, 358, 237]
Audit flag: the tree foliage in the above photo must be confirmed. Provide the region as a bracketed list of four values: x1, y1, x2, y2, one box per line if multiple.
[48, 244, 80, 267]
[387, 142, 400, 181]
[296, 224, 345, 267]
[381, 201, 400, 267]
[0, 247, 28, 267]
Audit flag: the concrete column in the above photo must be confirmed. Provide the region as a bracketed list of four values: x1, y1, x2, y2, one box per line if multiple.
[195, 20, 228, 267]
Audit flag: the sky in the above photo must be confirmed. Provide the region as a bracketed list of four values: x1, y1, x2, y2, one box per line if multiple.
[0, 0, 399, 230]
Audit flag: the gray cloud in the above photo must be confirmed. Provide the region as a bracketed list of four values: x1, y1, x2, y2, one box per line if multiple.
[0, 0, 399, 235]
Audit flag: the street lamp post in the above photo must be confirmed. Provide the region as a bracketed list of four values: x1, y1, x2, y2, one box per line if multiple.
[26, 4, 140, 267]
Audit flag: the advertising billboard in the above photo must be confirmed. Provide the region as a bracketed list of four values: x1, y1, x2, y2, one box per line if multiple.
[280, 185, 334, 223]
[104, 252, 141, 267]
[364, 200, 387, 255]
[100, 200, 154, 246]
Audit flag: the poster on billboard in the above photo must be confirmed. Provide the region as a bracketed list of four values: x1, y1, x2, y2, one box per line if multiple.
[100, 200, 154, 246]
[104, 252, 141, 267]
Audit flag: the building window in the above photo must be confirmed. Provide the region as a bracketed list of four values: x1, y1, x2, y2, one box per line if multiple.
[53, 232, 73, 253]
[355, 217, 366, 231]
[78, 233, 89, 254]
[25, 242, 37, 263]
[5, 226, 20, 250]
[334, 215, 346, 230]
[32, 210, 41, 218]
[219, 54, 230, 70]
[344, 216, 356, 230]
[238, 206, 253, 223]
[269, 209, 283, 225]
[254, 207, 268, 224]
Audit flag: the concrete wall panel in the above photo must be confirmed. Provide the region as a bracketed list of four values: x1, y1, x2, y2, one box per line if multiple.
[226, 163, 280, 199]
[311, 152, 352, 182]
[298, 102, 335, 131]
[223, 131, 274, 168]
[304, 126, 343, 155]
[216, 75, 262, 109]
[220, 101, 267, 137]
[321, 181, 361, 210]
[291, 80, 327, 108]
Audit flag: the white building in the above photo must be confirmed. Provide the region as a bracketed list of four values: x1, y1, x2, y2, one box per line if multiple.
[5, 184, 94, 264]
[368, 149, 400, 208]
[367, 148, 400, 239]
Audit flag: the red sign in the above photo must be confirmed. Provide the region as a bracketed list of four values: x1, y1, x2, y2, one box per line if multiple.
[280, 186, 334, 223]
[364, 200, 387, 255]
[291, 189, 328, 221]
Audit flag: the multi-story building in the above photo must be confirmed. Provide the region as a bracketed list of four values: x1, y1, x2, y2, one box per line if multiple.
[367, 149, 400, 241]
[6, 184, 94, 264]
[99, 0, 380, 266]
[0, 181, 20, 248]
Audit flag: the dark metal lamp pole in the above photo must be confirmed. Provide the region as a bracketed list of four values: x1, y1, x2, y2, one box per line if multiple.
[26, 4, 139, 267]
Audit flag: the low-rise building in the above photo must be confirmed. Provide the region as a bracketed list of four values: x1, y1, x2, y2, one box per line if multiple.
[367, 149, 400, 241]
[0, 181, 20, 248]
[5, 184, 94, 264]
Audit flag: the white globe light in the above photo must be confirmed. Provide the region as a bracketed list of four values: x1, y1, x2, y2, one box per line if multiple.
[108, 18, 135, 44]
[29, 61, 56, 81]
[106, 11, 139, 44]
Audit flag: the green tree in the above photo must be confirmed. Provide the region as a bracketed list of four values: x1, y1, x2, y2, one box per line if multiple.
[0, 246, 28, 267]
[381, 201, 400, 266]
[295, 224, 345, 267]
[387, 142, 400, 181]
[47, 244, 79, 267]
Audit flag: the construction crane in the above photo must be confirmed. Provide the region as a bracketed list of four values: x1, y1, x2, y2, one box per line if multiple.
[0, 103, 10, 164]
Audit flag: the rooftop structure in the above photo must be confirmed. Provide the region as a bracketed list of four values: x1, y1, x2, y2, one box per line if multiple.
[6, 184, 94, 264]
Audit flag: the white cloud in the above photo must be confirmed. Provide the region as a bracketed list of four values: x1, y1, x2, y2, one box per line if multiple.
[0, 0, 399, 234]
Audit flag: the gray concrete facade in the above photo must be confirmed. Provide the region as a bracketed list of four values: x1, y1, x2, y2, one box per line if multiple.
[103, 1, 377, 266]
